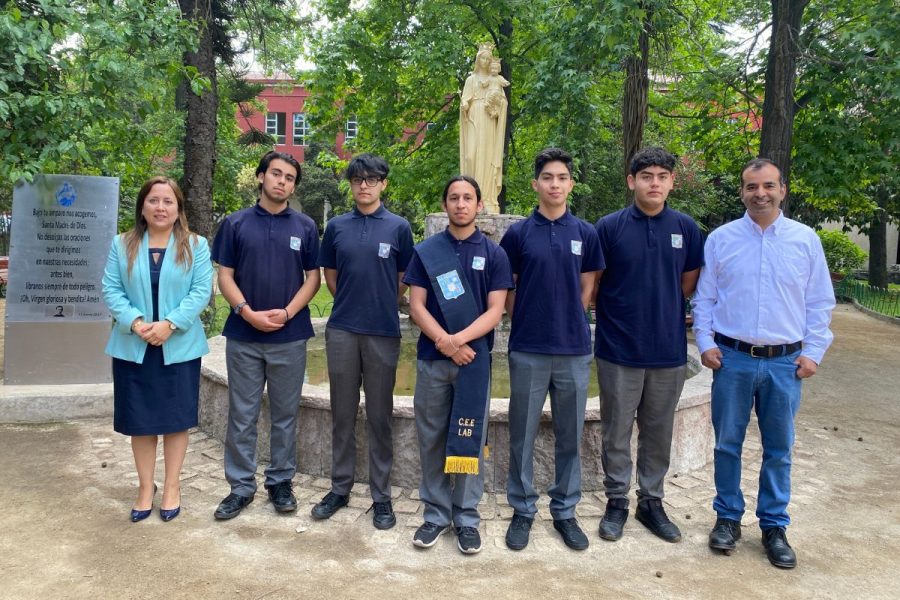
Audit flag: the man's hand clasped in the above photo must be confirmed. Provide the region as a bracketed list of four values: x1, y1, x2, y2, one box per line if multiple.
[436, 334, 476, 366]
[242, 307, 289, 332]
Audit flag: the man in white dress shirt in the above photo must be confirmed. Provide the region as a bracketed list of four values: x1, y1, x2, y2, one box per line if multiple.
[692, 158, 835, 569]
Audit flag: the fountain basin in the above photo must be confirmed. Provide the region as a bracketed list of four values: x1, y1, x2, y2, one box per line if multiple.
[199, 318, 713, 492]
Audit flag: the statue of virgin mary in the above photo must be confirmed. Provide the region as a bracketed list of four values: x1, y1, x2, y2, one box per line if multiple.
[460, 43, 508, 214]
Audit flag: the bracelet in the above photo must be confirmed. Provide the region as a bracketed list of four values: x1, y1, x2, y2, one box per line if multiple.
[283, 308, 290, 322]
[447, 337, 459, 353]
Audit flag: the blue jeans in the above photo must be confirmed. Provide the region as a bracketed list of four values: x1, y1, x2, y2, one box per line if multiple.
[711, 344, 802, 529]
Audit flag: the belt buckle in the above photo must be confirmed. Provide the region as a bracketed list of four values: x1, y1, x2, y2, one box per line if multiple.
[750, 345, 767, 358]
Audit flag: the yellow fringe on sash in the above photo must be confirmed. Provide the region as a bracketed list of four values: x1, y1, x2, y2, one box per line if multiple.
[444, 456, 480, 475]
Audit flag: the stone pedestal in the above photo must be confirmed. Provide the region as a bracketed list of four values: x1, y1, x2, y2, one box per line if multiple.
[424, 212, 524, 243]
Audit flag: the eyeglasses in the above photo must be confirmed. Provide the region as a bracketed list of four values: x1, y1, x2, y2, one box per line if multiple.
[349, 176, 383, 187]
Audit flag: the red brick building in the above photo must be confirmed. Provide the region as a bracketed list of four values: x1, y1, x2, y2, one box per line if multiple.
[236, 75, 357, 163]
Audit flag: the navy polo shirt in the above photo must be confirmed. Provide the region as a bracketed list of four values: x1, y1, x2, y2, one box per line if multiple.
[500, 208, 604, 355]
[403, 228, 514, 360]
[211, 203, 320, 343]
[594, 203, 704, 367]
[318, 204, 414, 337]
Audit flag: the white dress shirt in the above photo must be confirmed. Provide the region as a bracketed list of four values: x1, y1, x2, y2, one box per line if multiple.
[692, 212, 835, 364]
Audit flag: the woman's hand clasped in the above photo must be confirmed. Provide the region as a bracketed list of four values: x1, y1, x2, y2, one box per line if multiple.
[134, 320, 174, 346]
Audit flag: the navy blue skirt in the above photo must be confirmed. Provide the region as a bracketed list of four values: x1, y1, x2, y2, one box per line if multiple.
[112, 344, 201, 436]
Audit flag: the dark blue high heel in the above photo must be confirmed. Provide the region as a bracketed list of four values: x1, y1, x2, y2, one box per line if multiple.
[159, 505, 181, 522]
[130, 483, 158, 522]
[159, 489, 181, 522]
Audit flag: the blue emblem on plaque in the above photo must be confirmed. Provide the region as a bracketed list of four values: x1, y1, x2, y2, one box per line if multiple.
[56, 182, 77, 207]
[437, 270, 465, 300]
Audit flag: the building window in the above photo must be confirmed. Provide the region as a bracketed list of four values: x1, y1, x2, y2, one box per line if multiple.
[345, 115, 358, 140]
[266, 112, 286, 144]
[293, 113, 310, 146]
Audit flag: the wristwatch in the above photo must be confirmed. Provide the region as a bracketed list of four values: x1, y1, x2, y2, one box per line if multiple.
[233, 301, 248, 315]
[167, 320, 177, 331]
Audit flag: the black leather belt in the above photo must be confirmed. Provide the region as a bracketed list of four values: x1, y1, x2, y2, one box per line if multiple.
[714, 333, 802, 358]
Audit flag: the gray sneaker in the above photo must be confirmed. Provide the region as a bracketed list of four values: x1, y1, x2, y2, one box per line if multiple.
[412, 522, 449, 548]
[456, 526, 483, 554]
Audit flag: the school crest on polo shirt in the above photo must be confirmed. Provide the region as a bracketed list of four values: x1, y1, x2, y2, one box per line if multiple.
[290, 236, 302, 251]
[671, 234, 683, 249]
[378, 242, 391, 258]
[437, 270, 465, 300]
[571, 240, 582, 255]
[472, 256, 485, 271]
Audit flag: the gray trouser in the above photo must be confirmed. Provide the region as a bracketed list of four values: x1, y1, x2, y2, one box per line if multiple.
[326, 327, 400, 501]
[507, 351, 592, 520]
[596, 357, 686, 501]
[414, 359, 490, 528]
[224, 338, 307, 496]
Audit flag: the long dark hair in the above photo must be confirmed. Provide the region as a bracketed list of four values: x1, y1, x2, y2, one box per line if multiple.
[123, 177, 196, 276]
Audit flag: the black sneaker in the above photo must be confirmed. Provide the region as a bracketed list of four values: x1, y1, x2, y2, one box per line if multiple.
[635, 498, 682, 543]
[598, 498, 629, 541]
[310, 491, 349, 520]
[266, 481, 297, 513]
[505, 514, 533, 551]
[553, 518, 589, 550]
[412, 522, 449, 548]
[214, 493, 254, 520]
[367, 500, 397, 530]
[709, 517, 742, 551]
[456, 526, 483, 554]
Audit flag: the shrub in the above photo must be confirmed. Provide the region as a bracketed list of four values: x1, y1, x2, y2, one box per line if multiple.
[816, 230, 867, 276]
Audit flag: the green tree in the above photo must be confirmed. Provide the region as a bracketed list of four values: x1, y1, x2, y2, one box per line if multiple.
[791, 0, 899, 287]
[0, 0, 190, 183]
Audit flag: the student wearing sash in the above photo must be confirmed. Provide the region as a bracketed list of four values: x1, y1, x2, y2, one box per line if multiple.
[500, 148, 604, 551]
[312, 153, 414, 529]
[403, 176, 513, 554]
[593, 147, 704, 544]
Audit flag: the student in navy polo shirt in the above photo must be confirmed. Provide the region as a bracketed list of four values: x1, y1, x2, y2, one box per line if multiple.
[500, 148, 604, 551]
[403, 175, 513, 554]
[211, 151, 321, 520]
[311, 153, 414, 529]
[593, 147, 703, 544]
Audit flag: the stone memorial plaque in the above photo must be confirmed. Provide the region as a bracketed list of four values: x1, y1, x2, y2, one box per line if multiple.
[4, 175, 119, 384]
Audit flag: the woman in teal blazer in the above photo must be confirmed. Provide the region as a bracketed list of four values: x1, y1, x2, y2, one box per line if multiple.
[102, 176, 213, 522]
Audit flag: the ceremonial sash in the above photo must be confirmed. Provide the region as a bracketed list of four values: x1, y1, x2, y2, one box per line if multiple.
[416, 232, 491, 475]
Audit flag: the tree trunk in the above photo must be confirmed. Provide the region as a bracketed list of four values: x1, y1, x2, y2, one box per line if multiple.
[498, 17, 513, 214]
[868, 185, 889, 288]
[622, 9, 651, 200]
[759, 0, 808, 217]
[178, 0, 218, 240]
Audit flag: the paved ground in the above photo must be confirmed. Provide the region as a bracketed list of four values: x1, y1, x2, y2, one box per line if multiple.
[1, 305, 898, 599]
